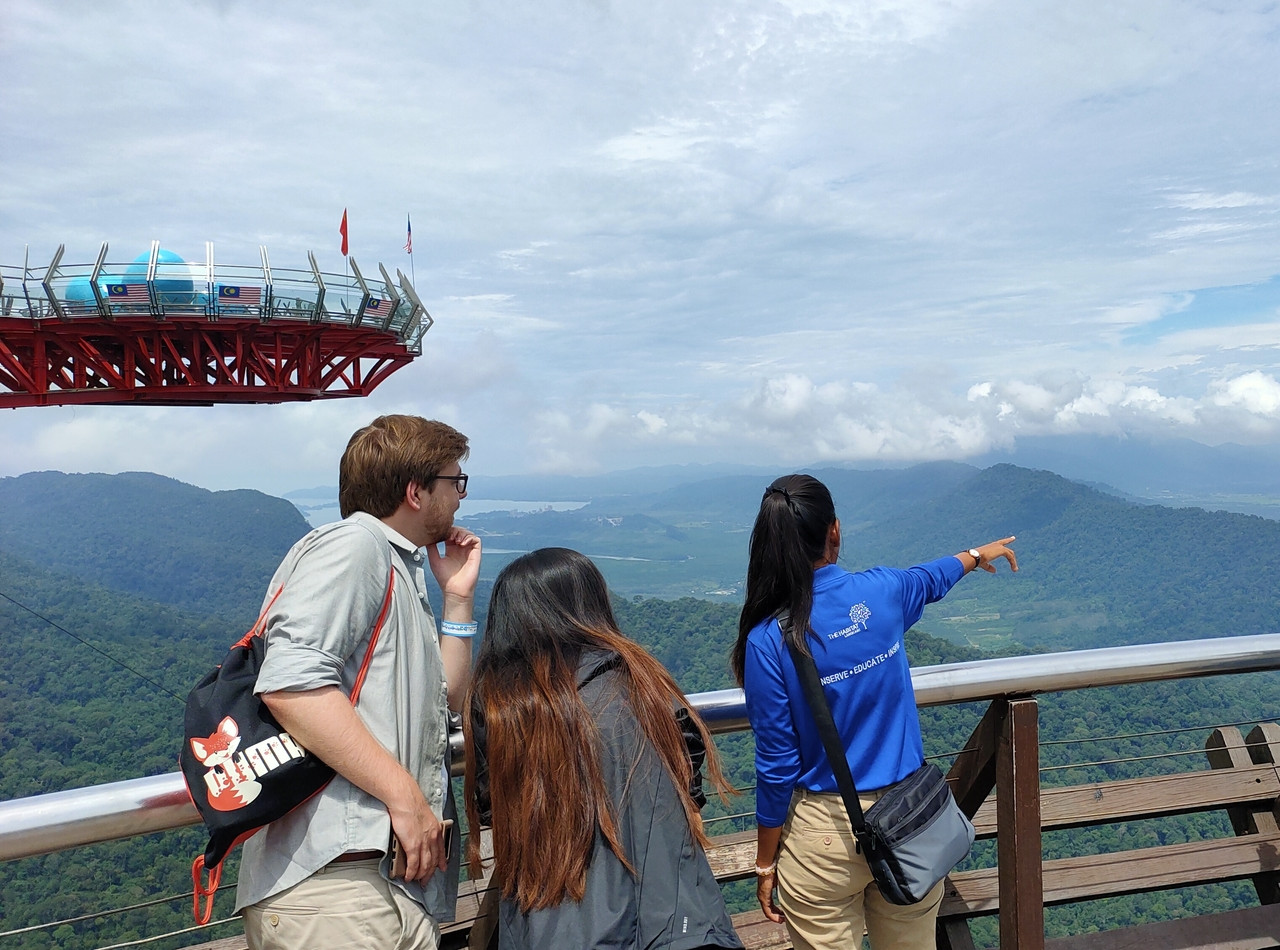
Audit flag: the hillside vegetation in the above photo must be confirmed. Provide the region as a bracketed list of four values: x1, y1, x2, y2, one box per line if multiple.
[1, 466, 1278, 948]
[462, 462, 1280, 652]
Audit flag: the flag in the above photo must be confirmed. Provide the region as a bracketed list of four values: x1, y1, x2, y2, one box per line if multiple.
[340, 209, 349, 256]
[404, 215, 412, 255]
[218, 285, 262, 306]
[366, 296, 399, 317]
[106, 283, 149, 304]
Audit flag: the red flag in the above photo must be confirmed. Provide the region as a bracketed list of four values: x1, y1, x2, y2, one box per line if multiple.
[339, 209, 349, 256]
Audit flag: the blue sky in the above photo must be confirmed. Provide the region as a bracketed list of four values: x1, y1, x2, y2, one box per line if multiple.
[3, 0, 1280, 494]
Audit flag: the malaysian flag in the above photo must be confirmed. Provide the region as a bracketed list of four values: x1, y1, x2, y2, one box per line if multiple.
[218, 285, 262, 306]
[365, 296, 399, 318]
[106, 283, 150, 304]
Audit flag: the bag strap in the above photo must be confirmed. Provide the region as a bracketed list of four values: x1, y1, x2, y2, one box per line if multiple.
[350, 568, 395, 704]
[778, 611, 871, 841]
[189, 564, 395, 925]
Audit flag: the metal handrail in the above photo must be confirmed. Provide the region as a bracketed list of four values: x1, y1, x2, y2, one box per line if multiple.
[3, 633, 1279, 863]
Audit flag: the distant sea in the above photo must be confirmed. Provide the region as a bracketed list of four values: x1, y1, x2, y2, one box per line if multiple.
[291, 496, 587, 529]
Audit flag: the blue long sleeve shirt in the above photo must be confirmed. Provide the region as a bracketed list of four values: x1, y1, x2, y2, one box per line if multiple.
[742, 556, 964, 827]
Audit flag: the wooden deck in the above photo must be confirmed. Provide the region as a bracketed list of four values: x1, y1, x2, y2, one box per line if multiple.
[189, 717, 1280, 950]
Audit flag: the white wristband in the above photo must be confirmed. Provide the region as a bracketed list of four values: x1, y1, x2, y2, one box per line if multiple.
[754, 861, 778, 876]
[440, 620, 478, 638]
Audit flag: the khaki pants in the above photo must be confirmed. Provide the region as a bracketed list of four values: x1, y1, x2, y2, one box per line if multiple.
[243, 859, 440, 950]
[776, 789, 943, 950]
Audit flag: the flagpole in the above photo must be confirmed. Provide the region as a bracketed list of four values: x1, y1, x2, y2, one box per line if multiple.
[406, 213, 415, 284]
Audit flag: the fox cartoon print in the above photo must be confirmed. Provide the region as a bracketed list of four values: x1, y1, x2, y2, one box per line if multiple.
[189, 716, 263, 811]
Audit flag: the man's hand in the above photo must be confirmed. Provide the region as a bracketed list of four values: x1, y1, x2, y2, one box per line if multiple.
[427, 526, 482, 606]
[388, 794, 448, 883]
[262, 687, 446, 881]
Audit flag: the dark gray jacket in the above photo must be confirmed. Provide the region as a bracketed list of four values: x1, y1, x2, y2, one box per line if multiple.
[474, 650, 743, 950]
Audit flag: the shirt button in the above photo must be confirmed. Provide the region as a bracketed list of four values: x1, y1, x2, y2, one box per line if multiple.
[269, 914, 280, 927]
[413, 552, 423, 562]
[823, 835, 832, 845]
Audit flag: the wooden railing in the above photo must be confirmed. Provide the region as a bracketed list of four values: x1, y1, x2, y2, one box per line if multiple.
[5, 635, 1280, 950]
[715, 716, 1280, 950]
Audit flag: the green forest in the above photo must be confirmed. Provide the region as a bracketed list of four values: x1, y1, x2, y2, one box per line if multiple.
[1, 467, 1279, 948]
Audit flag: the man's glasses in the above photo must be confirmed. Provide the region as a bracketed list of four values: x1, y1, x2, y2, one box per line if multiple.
[430, 473, 469, 495]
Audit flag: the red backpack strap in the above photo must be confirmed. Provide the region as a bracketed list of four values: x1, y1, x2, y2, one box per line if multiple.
[350, 566, 395, 705]
[232, 584, 286, 649]
[192, 854, 222, 926]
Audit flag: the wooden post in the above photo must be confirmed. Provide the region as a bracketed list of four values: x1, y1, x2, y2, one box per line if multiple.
[938, 698, 1007, 950]
[948, 698, 1008, 817]
[1207, 723, 1280, 906]
[997, 698, 1043, 950]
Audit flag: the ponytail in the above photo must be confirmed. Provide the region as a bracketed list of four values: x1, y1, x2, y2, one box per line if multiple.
[731, 475, 835, 684]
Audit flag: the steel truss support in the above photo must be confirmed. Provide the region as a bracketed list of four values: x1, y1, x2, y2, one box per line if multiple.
[0, 316, 413, 407]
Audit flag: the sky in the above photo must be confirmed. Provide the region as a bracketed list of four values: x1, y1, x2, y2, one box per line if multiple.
[3, 0, 1280, 495]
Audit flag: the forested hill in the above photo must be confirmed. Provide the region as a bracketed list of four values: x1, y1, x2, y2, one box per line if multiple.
[460, 461, 1280, 652]
[0, 471, 311, 622]
[2, 467, 1279, 947]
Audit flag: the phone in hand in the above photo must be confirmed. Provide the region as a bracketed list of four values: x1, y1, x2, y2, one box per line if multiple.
[390, 818, 453, 879]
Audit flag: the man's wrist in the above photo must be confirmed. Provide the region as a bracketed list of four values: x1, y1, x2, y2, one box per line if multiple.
[439, 595, 475, 621]
[441, 620, 479, 638]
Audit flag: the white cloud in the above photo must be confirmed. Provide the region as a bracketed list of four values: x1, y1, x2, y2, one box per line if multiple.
[1209, 371, 1280, 415]
[5, 0, 1280, 485]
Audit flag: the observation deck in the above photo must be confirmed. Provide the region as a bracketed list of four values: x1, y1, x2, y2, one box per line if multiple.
[0, 242, 430, 408]
[3, 635, 1279, 950]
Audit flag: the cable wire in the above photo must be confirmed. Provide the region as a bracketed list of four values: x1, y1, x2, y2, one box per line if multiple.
[0, 587, 184, 704]
[931, 716, 1268, 762]
[0, 885, 238, 939]
[92, 916, 242, 950]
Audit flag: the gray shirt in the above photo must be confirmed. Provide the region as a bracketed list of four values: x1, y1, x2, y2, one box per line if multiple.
[235, 512, 451, 920]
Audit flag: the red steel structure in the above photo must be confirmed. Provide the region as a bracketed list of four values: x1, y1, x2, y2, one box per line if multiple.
[0, 241, 432, 408]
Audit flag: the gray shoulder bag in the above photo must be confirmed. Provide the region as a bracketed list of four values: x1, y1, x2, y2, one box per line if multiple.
[781, 615, 974, 905]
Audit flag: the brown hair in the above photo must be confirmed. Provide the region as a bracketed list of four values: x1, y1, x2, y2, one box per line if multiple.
[463, 548, 732, 912]
[338, 415, 469, 518]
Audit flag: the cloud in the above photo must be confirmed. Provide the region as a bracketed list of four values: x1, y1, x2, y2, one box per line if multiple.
[1209, 371, 1280, 416]
[5, 0, 1280, 487]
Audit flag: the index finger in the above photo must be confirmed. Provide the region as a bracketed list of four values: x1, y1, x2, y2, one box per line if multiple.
[445, 526, 481, 546]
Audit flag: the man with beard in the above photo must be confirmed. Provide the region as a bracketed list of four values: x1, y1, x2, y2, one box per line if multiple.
[237, 415, 481, 950]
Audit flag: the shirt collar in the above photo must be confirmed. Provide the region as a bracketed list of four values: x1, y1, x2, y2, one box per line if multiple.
[349, 511, 421, 555]
[813, 562, 843, 589]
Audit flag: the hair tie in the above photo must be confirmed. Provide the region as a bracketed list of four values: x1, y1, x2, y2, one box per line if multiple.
[764, 485, 793, 503]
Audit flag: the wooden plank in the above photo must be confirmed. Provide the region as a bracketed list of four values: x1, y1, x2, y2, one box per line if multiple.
[942, 831, 1280, 917]
[938, 917, 979, 950]
[948, 698, 1007, 818]
[183, 938, 246, 950]
[704, 828, 758, 881]
[731, 909, 794, 949]
[1210, 726, 1280, 907]
[998, 697, 1044, 950]
[969, 764, 1280, 837]
[1042, 901, 1280, 950]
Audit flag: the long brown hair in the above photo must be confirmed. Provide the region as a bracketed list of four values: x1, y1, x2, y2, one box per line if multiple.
[463, 547, 731, 912]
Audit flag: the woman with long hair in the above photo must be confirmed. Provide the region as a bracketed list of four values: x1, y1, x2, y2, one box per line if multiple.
[464, 547, 743, 950]
[732, 474, 1016, 950]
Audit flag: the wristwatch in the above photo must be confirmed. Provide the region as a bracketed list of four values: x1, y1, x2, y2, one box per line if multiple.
[967, 548, 982, 568]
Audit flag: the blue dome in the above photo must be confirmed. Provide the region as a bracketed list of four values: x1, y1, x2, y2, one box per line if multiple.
[64, 276, 97, 302]
[122, 248, 195, 303]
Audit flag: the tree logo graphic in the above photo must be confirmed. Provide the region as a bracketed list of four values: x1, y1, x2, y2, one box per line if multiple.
[849, 602, 871, 631]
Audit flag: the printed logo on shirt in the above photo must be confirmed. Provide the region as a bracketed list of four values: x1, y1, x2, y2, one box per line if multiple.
[819, 640, 901, 686]
[827, 602, 872, 640]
